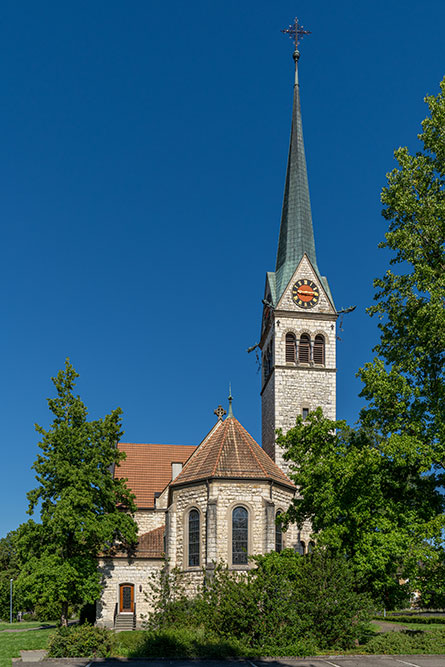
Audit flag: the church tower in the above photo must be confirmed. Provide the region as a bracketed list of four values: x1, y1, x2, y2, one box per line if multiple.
[260, 26, 337, 475]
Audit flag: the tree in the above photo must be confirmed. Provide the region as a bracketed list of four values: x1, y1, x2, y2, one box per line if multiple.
[0, 530, 25, 621]
[278, 78, 445, 607]
[17, 360, 138, 625]
[277, 409, 442, 607]
[358, 77, 445, 479]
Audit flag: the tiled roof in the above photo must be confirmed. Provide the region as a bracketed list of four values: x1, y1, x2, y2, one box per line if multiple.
[171, 417, 295, 489]
[136, 525, 165, 558]
[115, 443, 196, 507]
[102, 525, 165, 559]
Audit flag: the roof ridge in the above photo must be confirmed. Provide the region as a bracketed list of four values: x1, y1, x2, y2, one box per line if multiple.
[172, 420, 223, 484]
[236, 419, 294, 484]
[236, 419, 269, 477]
[211, 417, 231, 476]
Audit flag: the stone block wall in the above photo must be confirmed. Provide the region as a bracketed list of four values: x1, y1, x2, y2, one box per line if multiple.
[97, 557, 163, 628]
[135, 509, 166, 534]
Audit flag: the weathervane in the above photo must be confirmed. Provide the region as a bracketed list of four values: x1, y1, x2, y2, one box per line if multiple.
[281, 17, 311, 50]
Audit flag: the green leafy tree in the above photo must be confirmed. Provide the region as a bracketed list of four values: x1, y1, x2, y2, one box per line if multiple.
[358, 76, 445, 599]
[359, 77, 445, 481]
[17, 360, 137, 626]
[0, 530, 26, 620]
[277, 409, 442, 607]
[279, 78, 445, 607]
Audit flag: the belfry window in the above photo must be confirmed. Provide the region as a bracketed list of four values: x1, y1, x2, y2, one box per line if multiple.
[285, 333, 296, 363]
[298, 334, 311, 363]
[275, 511, 283, 553]
[313, 334, 325, 365]
[188, 509, 200, 567]
[232, 506, 248, 565]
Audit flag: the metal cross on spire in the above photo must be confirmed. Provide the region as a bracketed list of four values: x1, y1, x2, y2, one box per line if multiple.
[281, 17, 311, 49]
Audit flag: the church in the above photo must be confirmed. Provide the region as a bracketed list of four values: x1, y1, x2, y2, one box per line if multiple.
[96, 31, 338, 630]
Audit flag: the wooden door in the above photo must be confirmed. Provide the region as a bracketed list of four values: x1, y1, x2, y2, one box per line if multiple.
[119, 584, 134, 613]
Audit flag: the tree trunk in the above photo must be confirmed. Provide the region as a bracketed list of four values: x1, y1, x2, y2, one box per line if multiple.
[60, 601, 69, 627]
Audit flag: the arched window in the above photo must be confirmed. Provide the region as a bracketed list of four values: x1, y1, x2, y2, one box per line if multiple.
[232, 506, 248, 565]
[298, 334, 311, 363]
[188, 509, 200, 567]
[285, 333, 296, 363]
[275, 510, 283, 553]
[313, 334, 325, 365]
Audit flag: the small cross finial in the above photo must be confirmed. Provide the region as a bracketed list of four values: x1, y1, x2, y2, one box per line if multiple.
[281, 17, 311, 50]
[214, 404, 226, 421]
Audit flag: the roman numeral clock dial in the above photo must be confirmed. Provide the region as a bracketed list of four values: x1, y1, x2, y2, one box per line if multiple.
[292, 279, 319, 308]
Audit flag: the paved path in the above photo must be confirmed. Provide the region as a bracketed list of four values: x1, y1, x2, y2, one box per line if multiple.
[16, 657, 445, 667]
[1, 624, 57, 634]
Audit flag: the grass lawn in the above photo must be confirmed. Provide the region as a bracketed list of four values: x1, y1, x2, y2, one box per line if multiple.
[0, 622, 56, 632]
[0, 629, 53, 667]
[372, 619, 445, 632]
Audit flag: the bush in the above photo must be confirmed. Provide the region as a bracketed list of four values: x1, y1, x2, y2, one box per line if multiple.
[47, 623, 113, 658]
[145, 550, 373, 652]
[116, 626, 253, 659]
[364, 629, 445, 654]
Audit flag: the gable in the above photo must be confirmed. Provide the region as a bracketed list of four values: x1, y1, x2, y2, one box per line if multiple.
[275, 253, 336, 315]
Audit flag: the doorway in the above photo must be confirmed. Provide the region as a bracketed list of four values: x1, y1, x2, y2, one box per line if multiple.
[119, 583, 134, 613]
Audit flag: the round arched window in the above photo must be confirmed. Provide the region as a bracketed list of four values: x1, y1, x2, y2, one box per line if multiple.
[188, 509, 200, 567]
[298, 334, 311, 363]
[232, 506, 248, 565]
[313, 334, 325, 365]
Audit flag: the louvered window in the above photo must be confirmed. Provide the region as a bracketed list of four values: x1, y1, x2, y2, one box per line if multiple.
[188, 509, 200, 567]
[313, 334, 325, 365]
[232, 506, 248, 564]
[285, 333, 296, 363]
[298, 334, 311, 363]
[275, 510, 283, 553]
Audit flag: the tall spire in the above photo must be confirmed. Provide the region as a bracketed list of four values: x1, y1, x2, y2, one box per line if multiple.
[275, 23, 318, 302]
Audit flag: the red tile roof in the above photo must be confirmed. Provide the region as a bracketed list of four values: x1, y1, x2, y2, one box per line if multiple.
[136, 525, 165, 558]
[115, 443, 196, 507]
[171, 417, 295, 489]
[101, 525, 165, 559]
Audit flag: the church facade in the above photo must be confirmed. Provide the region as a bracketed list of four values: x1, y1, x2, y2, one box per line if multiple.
[96, 43, 337, 630]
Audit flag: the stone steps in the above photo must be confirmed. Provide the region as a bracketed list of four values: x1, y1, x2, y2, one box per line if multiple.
[114, 613, 135, 631]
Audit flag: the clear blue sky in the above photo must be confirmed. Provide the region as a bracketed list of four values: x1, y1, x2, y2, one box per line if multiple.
[2, 0, 444, 538]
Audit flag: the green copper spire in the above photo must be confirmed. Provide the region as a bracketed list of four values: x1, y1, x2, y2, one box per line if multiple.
[275, 47, 318, 302]
[227, 384, 234, 418]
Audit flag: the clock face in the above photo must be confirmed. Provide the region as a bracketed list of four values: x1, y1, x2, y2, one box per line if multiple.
[292, 279, 319, 309]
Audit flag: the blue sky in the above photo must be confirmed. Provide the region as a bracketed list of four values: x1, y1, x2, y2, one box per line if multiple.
[2, 0, 445, 538]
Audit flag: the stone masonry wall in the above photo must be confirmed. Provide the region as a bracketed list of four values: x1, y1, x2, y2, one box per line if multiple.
[97, 557, 163, 628]
[171, 483, 208, 572]
[135, 509, 166, 534]
[261, 254, 337, 477]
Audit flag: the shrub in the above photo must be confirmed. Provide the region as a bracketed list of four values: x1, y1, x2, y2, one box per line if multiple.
[115, 626, 253, 658]
[364, 629, 445, 654]
[144, 550, 373, 652]
[47, 623, 113, 658]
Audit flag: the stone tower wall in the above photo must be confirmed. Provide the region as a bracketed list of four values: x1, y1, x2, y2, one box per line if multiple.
[261, 258, 337, 477]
